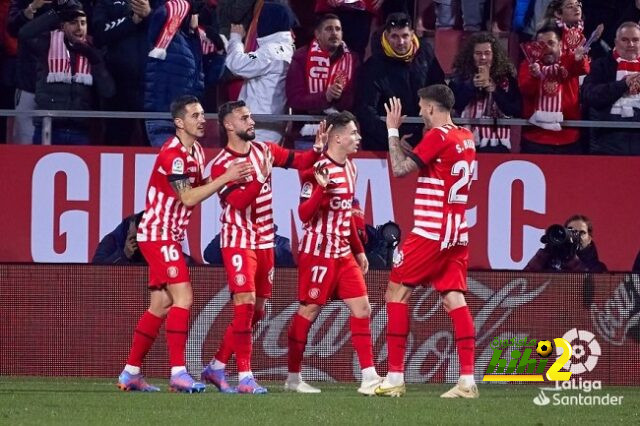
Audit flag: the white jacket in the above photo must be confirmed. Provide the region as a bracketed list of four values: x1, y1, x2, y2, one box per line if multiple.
[225, 31, 294, 142]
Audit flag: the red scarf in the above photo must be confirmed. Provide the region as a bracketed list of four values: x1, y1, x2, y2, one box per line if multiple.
[305, 39, 354, 94]
[529, 63, 567, 131]
[461, 91, 511, 149]
[46, 30, 92, 86]
[611, 50, 640, 117]
[148, 0, 191, 60]
[198, 26, 217, 55]
[556, 19, 585, 55]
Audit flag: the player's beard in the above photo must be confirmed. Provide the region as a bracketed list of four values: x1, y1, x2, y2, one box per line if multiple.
[236, 129, 255, 141]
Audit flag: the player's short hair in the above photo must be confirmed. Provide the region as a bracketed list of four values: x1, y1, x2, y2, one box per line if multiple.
[535, 22, 562, 42]
[218, 100, 247, 124]
[417, 85, 455, 112]
[170, 95, 201, 119]
[315, 13, 340, 30]
[616, 21, 640, 39]
[326, 110, 358, 132]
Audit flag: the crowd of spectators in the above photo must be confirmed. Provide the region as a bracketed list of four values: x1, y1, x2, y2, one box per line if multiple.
[2, 0, 640, 155]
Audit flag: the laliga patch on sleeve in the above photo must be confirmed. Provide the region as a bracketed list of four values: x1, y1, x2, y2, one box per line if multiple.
[300, 182, 313, 198]
[172, 158, 184, 174]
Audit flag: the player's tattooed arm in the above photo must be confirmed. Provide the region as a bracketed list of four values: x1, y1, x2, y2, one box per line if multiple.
[385, 96, 419, 177]
[170, 177, 192, 197]
[388, 136, 419, 177]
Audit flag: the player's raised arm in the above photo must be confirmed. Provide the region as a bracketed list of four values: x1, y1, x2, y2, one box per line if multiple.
[298, 164, 331, 223]
[385, 97, 420, 177]
[170, 161, 253, 207]
[269, 120, 331, 170]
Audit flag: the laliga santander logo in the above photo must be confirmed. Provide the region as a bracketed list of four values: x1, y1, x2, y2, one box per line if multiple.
[533, 329, 604, 407]
[560, 328, 600, 375]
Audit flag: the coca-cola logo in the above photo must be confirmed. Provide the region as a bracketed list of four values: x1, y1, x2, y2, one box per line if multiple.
[186, 277, 550, 381]
[590, 274, 640, 346]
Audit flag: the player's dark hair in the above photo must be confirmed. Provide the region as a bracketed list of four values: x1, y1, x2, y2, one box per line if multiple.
[170, 95, 200, 119]
[326, 110, 358, 131]
[535, 22, 563, 42]
[417, 85, 455, 112]
[315, 13, 340, 30]
[218, 100, 247, 125]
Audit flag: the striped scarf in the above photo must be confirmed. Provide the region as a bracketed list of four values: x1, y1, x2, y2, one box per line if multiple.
[46, 30, 92, 86]
[556, 19, 585, 55]
[529, 63, 566, 131]
[148, 0, 191, 60]
[610, 49, 640, 117]
[305, 39, 354, 94]
[461, 92, 511, 149]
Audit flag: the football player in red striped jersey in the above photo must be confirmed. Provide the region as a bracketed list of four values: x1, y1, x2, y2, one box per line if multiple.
[284, 111, 382, 395]
[118, 96, 252, 393]
[201, 100, 325, 394]
[375, 85, 479, 398]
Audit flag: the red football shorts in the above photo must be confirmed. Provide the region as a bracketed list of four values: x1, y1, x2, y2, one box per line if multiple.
[221, 247, 274, 298]
[298, 253, 367, 305]
[389, 234, 468, 292]
[138, 240, 190, 289]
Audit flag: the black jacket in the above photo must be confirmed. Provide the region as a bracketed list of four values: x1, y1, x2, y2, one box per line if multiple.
[582, 53, 640, 155]
[8, 0, 55, 92]
[524, 242, 608, 273]
[92, 0, 161, 110]
[18, 10, 115, 127]
[355, 35, 445, 151]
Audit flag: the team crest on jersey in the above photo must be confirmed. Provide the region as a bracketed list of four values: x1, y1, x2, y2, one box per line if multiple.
[172, 158, 184, 174]
[308, 288, 320, 300]
[268, 267, 275, 284]
[167, 266, 179, 278]
[300, 182, 313, 198]
[393, 249, 404, 267]
[235, 273, 247, 286]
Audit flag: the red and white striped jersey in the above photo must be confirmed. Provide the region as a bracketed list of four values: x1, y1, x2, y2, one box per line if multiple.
[211, 141, 318, 249]
[407, 124, 476, 250]
[137, 136, 206, 242]
[298, 155, 357, 259]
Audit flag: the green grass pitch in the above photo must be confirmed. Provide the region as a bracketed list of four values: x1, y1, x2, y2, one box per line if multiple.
[1, 378, 638, 425]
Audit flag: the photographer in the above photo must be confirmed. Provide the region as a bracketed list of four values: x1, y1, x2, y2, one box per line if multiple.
[524, 214, 608, 272]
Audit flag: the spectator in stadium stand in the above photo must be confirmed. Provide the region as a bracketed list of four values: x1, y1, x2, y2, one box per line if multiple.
[285, 13, 359, 149]
[355, 12, 445, 151]
[0, 0, 17, 141]
[92, 0, 161, 146]
[524, 214, 608, 272]
[581, 21, 640, 155]
[143, 0, 205, 147]
[92, 211, 197, 265]
[518, 23, 589, 154]
[433, 0, 486, 32]
[519, 0, 552, 41]
[449, 32, 521, 153]
[313, 0, 381, 59]
[8, 0, 58, 144]
[18, 4, 115, 144]
[224, 2, 296, 144]
[216, 0, 255, 39]
[203, 225, 296, 267]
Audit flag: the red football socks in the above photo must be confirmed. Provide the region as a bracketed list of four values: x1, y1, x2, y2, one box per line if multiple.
[233, 303, 255, 372]
[166, 306, 189, 367]
[448, 305, 475, 375]
[126, 310, 164, 367]
[349, 316, 374, 370]
[386, 302, 409, 373]
[287, 314, 312, 373]
[214, 309, 264, 364]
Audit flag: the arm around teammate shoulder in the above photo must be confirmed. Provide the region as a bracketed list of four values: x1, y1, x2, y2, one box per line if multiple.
[171, 160, 253, 207]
